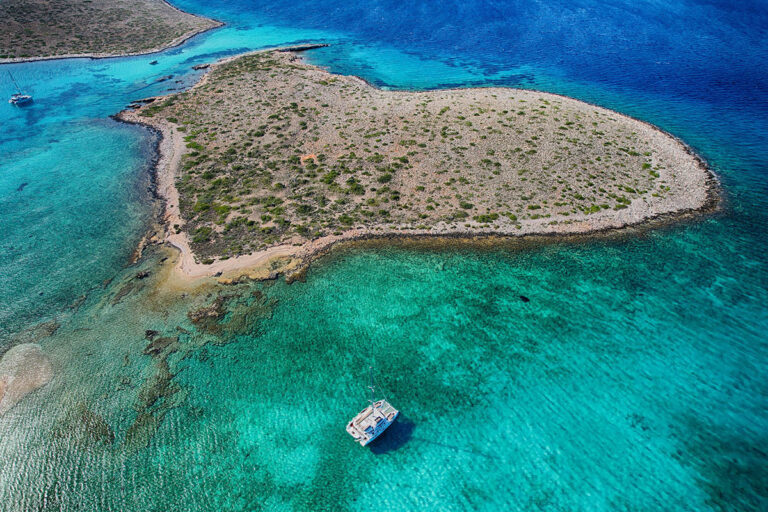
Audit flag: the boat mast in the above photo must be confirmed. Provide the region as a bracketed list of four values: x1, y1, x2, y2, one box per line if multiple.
[368, 366, 375, 410]
[8, 72, 22, 93]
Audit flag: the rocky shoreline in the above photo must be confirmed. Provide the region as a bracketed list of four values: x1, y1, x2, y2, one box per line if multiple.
[0, 24, 223, 65]
[118, 48, 719, 283]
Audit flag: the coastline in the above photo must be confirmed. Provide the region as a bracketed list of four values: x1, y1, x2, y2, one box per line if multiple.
[117, 48, 720, 283]
[0, 9, 223, 65]
[118, 108, 306, 280]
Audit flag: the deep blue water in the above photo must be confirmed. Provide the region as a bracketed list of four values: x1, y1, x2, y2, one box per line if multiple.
[1, 0, 767, 510]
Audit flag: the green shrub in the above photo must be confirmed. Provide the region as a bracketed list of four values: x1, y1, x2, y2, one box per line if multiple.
[295, 204, 313, 215]
[473, 213, 499, 223]
[193, 199, 211, 212]
[584, 204, 601, 214]
[346, 178, 365, 195]
[192, 226, 213, 243]
[321, 170, 339, 184]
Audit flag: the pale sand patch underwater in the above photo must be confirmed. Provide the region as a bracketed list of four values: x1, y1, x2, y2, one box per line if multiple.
[0, 344, 53, 416]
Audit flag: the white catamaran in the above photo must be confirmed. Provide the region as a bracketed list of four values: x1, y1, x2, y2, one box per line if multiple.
[346, 367, 399, 446]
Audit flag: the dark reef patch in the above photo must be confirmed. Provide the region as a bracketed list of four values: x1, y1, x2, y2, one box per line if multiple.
[672, 414, 768, 511]
[53, 402, 115, 447]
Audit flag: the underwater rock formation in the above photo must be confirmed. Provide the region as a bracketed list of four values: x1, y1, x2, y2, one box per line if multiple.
[124, 412, 161, 451]
[3, 319, 59, 350]
[53, 402, 116, 446]
[187, 289, 276, 337]
[142, 336, 180, 357]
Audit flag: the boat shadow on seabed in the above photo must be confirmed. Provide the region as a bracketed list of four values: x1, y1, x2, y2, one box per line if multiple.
[369, 415, 415, 455]
[369, 414, 497, 460]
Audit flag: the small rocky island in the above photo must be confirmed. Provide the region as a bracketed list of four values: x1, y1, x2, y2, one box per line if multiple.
[0, 0, 220, 61]
[123, 50, 713, 276]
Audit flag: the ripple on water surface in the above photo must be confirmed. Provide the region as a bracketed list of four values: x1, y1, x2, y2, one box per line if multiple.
[0, 233, 766, 510]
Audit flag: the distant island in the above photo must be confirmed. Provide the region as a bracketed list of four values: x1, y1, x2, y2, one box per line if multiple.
[0, 0, 221, 62]
[120, 49, 715, 279]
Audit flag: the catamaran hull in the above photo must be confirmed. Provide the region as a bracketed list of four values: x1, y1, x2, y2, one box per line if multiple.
[361, 410, 399, 446]
[9, 97, 33, 106]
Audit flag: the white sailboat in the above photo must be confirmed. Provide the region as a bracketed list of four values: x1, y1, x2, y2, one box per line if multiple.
[8, 72, 32, 106]
[346, 366, 399, 446]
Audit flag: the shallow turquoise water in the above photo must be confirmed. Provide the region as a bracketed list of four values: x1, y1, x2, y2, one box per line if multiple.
[1, 0, 767, 510]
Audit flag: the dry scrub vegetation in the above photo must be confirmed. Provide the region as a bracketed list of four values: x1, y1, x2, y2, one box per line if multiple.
[139, 51, 707, 262]
[0, 0, 219, 59]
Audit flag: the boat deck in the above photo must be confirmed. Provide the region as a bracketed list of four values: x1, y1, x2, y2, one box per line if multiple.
[346, 399, 399, 445]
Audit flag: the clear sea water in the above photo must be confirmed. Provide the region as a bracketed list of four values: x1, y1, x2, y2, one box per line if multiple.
[1, 0, 767, 510]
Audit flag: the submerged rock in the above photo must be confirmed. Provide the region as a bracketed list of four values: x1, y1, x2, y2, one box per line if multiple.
[53, 402, 115, 446]
[187, 296, 228, 333]
[78, 404, 115, 444]
[124, 357, 189, 451]
[142, 336, 179, 357]
[136, 359, 178, 412]
[67, 294, 87, 311]
[5, 319, 59, 348]
[187, 289, 276, 338]
[124, 412, 161, 451]
[0, 343, 54, 416]
[276, 43, 330, 53]
[110, 280, 137, 305]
